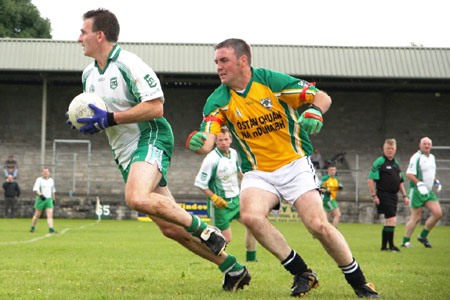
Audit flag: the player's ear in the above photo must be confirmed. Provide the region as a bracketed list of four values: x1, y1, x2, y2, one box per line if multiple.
[97, 31, 106, 42]
[239, 54, 248, 66]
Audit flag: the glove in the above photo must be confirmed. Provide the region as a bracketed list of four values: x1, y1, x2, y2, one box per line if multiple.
[186, 131, 207, 150]
[435, 179, 442, 192]
[298, 107, 323, 135]
[39, 194, 46, 201]
[65, 111, 76, 130]
[210, 194, 228, 209]
[416, 181, 429, 195]
[78, 104, 116, 135]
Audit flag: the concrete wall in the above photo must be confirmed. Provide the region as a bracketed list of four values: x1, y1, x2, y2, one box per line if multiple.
[1, 81, 449, 224]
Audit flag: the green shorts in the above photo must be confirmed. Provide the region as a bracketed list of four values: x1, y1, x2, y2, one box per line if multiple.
[34, 197, 54, 210]
[208, 195, 240, 231]
[409, 187, 438, 208]
[323, 199, 339, 212]
[120, 145, 171, 186]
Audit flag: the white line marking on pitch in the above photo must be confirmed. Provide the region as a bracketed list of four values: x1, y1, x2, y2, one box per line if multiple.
[0, 220, 101, 245]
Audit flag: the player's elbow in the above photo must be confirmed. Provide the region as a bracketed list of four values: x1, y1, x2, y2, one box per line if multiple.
[153, 106, 164, 119]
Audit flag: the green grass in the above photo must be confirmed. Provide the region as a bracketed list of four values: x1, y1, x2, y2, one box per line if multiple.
[0, 219, 449, 300]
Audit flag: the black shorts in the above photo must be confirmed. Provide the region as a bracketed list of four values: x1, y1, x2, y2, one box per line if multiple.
[376, 191, 398, 218]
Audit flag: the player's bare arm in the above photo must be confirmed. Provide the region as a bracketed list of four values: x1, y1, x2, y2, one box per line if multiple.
[312, 91, 332, 114]
[194, 133, 217, 155]
[113, 99, 164, 124]
[406, 173, 420, 185]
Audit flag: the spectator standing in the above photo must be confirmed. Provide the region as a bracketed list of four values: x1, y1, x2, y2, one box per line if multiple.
[3, 155, 18, 179]
[311, 148, 324, 171]
[3, 174, 20, 218]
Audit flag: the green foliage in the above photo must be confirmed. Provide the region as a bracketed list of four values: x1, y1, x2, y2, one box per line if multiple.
[0, 0, 51, 38]
[0, 219, 449, 299]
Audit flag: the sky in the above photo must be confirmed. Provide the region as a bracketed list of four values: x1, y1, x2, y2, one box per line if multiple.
[31, 0, 450, 48]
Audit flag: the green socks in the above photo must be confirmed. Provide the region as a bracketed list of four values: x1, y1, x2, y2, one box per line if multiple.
[184, 215, 207, 238]
[403, 228, 430, 244]
[219, 255, 244, 275]
[420, 229, 430, 238]
[246, 250, 257, 262]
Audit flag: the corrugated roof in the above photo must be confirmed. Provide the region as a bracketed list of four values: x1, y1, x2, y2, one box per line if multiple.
[1, 38, 449, 79]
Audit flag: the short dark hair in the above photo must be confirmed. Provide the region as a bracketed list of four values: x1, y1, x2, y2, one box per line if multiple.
[215, 38, 252, 65]
[83, 8, 120, 43]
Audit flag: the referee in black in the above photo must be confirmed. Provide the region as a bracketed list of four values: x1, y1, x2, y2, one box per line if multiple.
[368, 139, 410, 251]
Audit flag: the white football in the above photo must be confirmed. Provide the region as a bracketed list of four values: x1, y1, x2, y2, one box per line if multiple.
[68, 93, 107, 129]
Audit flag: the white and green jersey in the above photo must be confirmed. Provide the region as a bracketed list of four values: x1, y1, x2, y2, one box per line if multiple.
[194, 148, 240, 199]
[82, 44, 173, 171]
[406, 150, 436, 190]
[33, 177, 55, 198]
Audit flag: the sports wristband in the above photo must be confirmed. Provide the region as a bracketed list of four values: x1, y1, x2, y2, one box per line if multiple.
[310, 104, 323, 114]
[107, 112, 117, 126]
[371, 194, 377, 198]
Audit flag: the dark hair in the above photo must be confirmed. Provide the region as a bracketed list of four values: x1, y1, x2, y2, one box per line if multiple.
[83, 8, 120, 43]
[215, 38, 252, 65]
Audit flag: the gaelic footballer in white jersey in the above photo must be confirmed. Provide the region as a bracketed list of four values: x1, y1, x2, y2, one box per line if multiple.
[81, 44, 173, 172]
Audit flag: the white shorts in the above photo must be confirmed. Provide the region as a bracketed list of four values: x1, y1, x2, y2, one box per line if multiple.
[241, 156, 320, 206]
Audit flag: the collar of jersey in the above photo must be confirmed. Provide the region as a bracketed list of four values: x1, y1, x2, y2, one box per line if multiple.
[94, 44, 121, 74]
[229, 67, 255, 98]
[215, 147, 230, 158]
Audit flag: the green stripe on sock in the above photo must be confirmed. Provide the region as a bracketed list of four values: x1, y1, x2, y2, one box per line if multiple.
[184, 215, 207, 238]
[402, 236, 410, 244]
[385, 226, 395, 232]
[219, 255, 244, 273]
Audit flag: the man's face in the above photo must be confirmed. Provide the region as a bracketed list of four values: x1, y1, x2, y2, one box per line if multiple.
[216, 132, 232, 153]
[78, 18, 100, 57]
[419, 138, 432, 154]
[42, 168, 50, 178]
[214, 47, 243, 87]
[327, 166, 336, 176]
[383, 144, 396, 159]
[7, 175, 13, 182]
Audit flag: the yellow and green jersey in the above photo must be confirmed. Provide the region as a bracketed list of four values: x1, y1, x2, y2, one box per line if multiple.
[200, 68, 319, 172]
[320, 175, 342, 201]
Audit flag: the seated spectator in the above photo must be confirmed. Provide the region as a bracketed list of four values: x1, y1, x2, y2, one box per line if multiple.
[311, 148, 324, 170]
[3, 155, 18, 179]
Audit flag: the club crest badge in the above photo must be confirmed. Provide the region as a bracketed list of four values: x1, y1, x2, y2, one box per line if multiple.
[260, 98, 272, 110]
[110, 77, 118, 89]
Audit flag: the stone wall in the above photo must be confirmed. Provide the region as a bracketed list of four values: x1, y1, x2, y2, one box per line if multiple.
[1, 81, 449, 224]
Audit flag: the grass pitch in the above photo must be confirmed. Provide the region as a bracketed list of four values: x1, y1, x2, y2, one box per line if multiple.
[0, 218, 449, 300]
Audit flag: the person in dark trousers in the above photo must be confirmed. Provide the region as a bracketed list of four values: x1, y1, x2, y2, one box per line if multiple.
[368, 138, 409, 252]
[3, 174, 20, 218]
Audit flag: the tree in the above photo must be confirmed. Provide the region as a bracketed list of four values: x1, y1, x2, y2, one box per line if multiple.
[0, 0, 52, 38]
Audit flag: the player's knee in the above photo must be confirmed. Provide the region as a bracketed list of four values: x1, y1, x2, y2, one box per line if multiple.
[240, 212, 263, 230]
[306, 215, 330, 238]
[433, 209, 443, 219]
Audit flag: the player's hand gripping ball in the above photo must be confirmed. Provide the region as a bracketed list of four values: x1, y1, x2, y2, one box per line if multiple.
[67, 93, 107, 130]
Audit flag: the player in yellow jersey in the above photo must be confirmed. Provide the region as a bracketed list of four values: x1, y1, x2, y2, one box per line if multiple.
[186, 39, 378, 298]
[320, 164, 343, 228]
